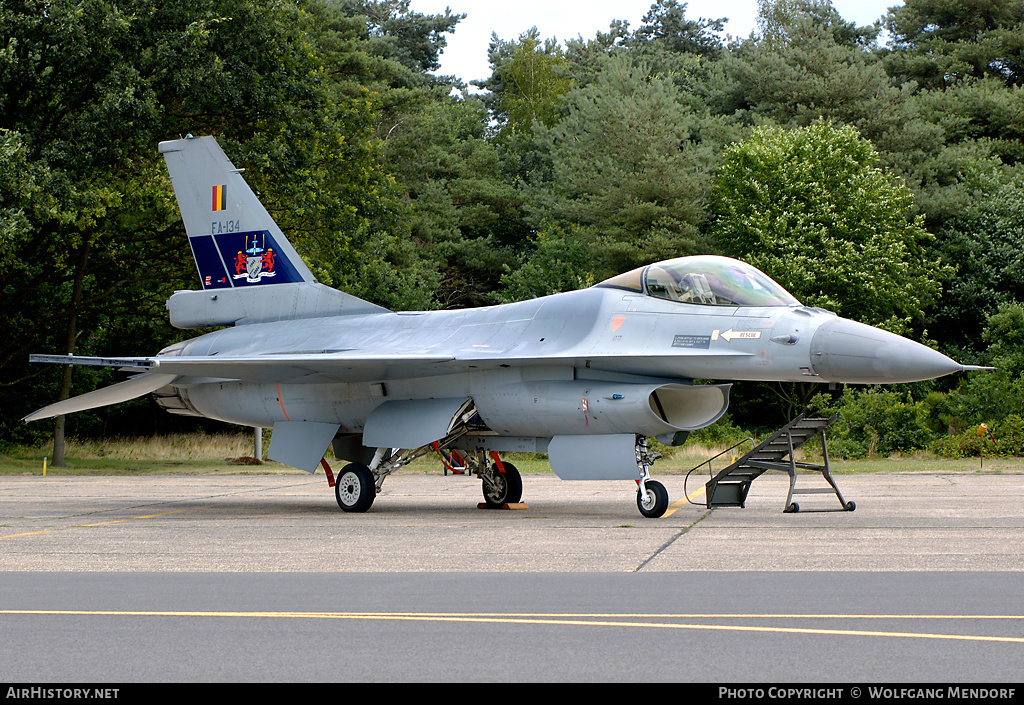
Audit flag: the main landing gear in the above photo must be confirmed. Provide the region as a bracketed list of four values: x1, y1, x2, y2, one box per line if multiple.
[325, 431, 669, 518]
[436, 446, 522, 508]
[325, 434, 524, 514]
[329, 446, 406, 513]
[335, 463, 375, 513]
[480, 457, 523, 508]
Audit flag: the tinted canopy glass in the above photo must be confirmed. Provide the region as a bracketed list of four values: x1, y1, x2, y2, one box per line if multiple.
[598, 256, 800, 307]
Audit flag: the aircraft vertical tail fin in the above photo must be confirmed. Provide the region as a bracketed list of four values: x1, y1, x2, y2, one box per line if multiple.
[159, 136, 316, 290]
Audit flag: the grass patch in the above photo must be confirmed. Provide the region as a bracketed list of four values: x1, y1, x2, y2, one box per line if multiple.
[2, 433, 1022, 477]
[0, 433, 303, 476]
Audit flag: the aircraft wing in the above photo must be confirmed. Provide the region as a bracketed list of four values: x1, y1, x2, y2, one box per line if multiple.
[23, 373, 179, 422]
[28, 352, 458, 385]
[28, 349, 754, 385]
[149, 353, 457, 383]
[22, 346, 756, 423]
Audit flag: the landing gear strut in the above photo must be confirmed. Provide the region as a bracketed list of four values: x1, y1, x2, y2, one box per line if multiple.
[635, 436, 669, 518]
[328, 400, 529, 512]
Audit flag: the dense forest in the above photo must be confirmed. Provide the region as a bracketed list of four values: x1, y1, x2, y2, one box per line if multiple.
[2, 0, 1023, 458]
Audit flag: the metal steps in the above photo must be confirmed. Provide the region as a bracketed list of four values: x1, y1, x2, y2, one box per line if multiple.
[702, 413, 854, 513]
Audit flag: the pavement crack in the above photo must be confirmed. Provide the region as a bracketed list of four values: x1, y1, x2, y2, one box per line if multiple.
[634, 508, 713, 572]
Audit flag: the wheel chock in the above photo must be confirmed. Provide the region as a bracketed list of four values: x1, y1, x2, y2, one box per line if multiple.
[476, 502, 529, 510]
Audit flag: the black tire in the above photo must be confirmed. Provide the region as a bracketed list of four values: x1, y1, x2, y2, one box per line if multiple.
[482, 461, 523, 508]
[785, 502, 800, 513]
[335, 463, 375, 513]
[637, 480, 669, 518]
[845, 501, 856, 512]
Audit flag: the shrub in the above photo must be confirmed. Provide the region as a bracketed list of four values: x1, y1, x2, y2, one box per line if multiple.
[810, 388, 937, 458]
[933, 414, 1024, 458]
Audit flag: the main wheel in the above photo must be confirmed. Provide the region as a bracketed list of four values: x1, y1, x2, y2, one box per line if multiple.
[335, 463, 375, 513]
[482, 461, 522, 508]
[637, 480, 669, 518]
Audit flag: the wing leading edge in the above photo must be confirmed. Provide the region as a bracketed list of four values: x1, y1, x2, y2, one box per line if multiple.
[26, 348, 754, 387]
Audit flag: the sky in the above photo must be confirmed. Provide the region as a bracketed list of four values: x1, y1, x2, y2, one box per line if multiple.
[408, 0, 903, 86]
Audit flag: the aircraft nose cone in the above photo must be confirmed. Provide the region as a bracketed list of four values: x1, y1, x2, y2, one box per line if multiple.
[809, 318, 963, 384]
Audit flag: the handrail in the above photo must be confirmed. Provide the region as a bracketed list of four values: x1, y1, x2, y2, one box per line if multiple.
[684, 436, 754, 506]
[688, 436, 755, 476]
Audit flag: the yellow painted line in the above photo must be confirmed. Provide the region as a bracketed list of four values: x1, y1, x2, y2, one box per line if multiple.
[8, 610, 1017, 620]
[662, 484, 706, 518]
[0, 529, 61, 540]
[2, 610, 1022, 644]
[0, 507, 208, 540]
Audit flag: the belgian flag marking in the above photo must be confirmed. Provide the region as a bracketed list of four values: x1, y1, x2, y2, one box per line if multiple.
[212, 184, 227, 211]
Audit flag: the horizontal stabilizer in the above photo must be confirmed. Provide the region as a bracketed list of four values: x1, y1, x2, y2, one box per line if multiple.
[23, 373, 178, 422]
[166, 282, 389, 329]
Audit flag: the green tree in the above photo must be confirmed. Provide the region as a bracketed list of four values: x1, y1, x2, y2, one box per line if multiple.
[476, 28, 575, 140]
[375, 95, 527, 307]
[870, 0, 1024, 244]
[496, 224, 595, 303]
[939, 302, 1024, 432]
[910, 78, 1024, 166]
[317, 0, 534, 309]
[341, 0, 463, 75]
[811, 388, 937, 458]
[883, 0, 1024, 89]
[927, 166, 1024, 354]
[709, 121, 943, 333]
[0, 0, 408, 446]
[721, 0, 906, 146]
[527, 55, 713, 277]
[983, 301, 1024, 376]
[627, 0, 727, 58]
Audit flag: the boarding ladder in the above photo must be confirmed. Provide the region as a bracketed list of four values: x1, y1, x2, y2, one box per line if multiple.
[701, 413, 854, 513]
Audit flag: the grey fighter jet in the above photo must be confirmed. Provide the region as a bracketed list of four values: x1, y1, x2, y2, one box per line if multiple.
[25, 136, 973, 517]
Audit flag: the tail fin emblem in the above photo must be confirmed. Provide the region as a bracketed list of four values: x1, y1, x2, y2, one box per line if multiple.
[234, 232, 277, 283]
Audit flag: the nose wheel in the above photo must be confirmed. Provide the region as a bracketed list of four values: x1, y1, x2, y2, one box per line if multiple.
[634, 436, 668, 518]
[637, 480, 669, 518]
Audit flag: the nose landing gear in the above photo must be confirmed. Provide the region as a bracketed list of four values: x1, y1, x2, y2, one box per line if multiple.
[635, 436, 669, 518]
[637, 479, 669, 518]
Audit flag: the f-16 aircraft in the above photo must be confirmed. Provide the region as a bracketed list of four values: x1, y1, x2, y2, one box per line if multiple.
[26, 136, 974, 517]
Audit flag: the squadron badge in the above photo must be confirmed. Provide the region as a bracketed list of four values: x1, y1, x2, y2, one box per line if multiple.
[233, 232, 277, 283]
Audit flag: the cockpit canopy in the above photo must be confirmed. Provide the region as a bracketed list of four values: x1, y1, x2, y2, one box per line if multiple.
[596, 255, 800, 307]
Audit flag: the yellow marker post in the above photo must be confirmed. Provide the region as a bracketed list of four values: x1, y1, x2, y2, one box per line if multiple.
[43, 456, 46, 477]
[978, 424, 988, 470]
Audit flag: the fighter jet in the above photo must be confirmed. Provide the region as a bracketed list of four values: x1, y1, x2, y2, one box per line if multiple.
[25, 136, 973, 517]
